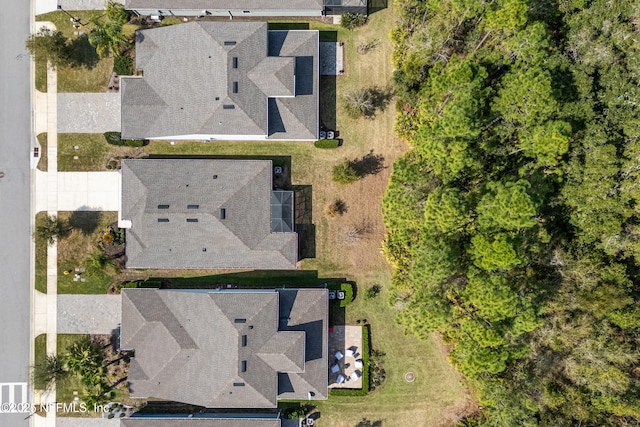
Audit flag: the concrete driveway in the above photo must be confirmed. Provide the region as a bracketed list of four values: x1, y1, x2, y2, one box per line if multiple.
[57, 295, 121, 335]
[58, 93, 121, 134]
[35, 171, 121, 213]
[57, 418, 120, 427]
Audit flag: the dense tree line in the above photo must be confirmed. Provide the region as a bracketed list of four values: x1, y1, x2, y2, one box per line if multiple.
[384, 0, 640, 424]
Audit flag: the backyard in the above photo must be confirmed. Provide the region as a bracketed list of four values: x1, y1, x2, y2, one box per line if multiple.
[39, 2, 472, 425]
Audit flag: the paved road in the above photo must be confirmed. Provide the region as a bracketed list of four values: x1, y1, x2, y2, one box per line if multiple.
[0, 0, 32, 424]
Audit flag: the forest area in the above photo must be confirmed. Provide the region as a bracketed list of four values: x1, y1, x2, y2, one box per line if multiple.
[383, 0, 640, 425]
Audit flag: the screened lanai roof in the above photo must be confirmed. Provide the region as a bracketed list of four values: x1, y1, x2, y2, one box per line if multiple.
[271, 190, 294, 233]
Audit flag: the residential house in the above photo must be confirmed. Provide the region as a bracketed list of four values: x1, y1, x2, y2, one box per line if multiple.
[120, 288, 329, 407]
[119, 159, 297, 269]
[121, 418, 283, 427]
[124, 0, 367, 18]
[121, 22, 319, 141]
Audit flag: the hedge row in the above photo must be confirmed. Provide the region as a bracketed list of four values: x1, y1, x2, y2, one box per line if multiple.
[314, 139, 340, 149]
[329, 324, 370, 396]
[104, 131, 145, 147]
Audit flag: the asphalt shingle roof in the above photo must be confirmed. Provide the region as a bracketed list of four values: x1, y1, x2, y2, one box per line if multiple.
[121, 288, 328, 408]
[125, 0, 323, 12]
[121, 22, 318, 140]
[121, 159, 297, 269]
[121, 418, 280, 427]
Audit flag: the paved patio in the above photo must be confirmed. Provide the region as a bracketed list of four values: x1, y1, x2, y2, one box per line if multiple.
[320, 42, 345, 76]
[328, 325, 363, 389]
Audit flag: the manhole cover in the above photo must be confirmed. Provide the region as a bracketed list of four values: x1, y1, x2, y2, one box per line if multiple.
[405, 372, 415, 382]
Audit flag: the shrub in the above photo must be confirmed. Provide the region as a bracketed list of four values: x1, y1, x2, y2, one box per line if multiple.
[113, 228, 125, 245]
[113, 54, 133, 75]
[104, 131, 145, 147]
[104, 131, 125, 146]
[341, 12, 367, 30]
[332, 159, 360, 184]
[364, 284, 381, 299]
[125, 139, 145, 147]
[325, 198, 347, 217]
[314, 139, 340, 149]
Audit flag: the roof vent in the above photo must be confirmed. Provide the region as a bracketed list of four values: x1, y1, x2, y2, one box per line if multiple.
[215, 97, 220, 101]
[241, 335, 247, 347]
[233, 82, 238, 93]
[234, 318, 246, 323]
[213, 174, 218, 179]
[187, 204, 199, 209]
[186, 218, 198, 223]
[158, 204, 169, 209]
[220, 208, 226, 219]
[224, 41, 236, 46]
[232, 57, 238, 68]
[233, 382, 245, 387]
[241, 361, 247, 372]
[223, 104, 235, 110]
[157, 218, 169, 223]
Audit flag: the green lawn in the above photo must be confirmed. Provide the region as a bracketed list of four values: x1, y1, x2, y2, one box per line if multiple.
[35, 59, 47, 93]
[37, 133, 48, 171]
[34, 334, 47, 390]
[58, 134, 113, 171]
[57, 211, 119, 294]
[36, 11, 114, 92]
[35, 212, 48, 293]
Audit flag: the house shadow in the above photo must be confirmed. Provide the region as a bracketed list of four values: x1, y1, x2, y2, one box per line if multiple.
[148, 154, 292, 187]
[320, 75, 337, 131]
[268, 22, 310, 30]
[292, 184, 315, 260]
[160, 271, 354, 289]
[368, 0, 388, 14]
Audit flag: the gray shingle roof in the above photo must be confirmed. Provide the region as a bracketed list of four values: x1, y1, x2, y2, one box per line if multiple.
[276, 289, 329, 400]
[121, 22, 318, 140]
[125, 0, 323, 12]
[121, 418, 280, 427]
[121, 159, 297, 269]
[121, 288, 328, 408]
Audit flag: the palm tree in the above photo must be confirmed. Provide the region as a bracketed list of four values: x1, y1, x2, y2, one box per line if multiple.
[88, 19, 128, 58]
[65, 336, 103, 376]
[34, 215, 70, 245]
[32, 354, 68, 390]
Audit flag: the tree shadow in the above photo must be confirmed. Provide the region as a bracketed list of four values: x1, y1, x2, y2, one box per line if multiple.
[352, 150, 385, 177]
[68, 211, 102, 235]
[367, 85, 395, 115]
[67, 35, 100, 69]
